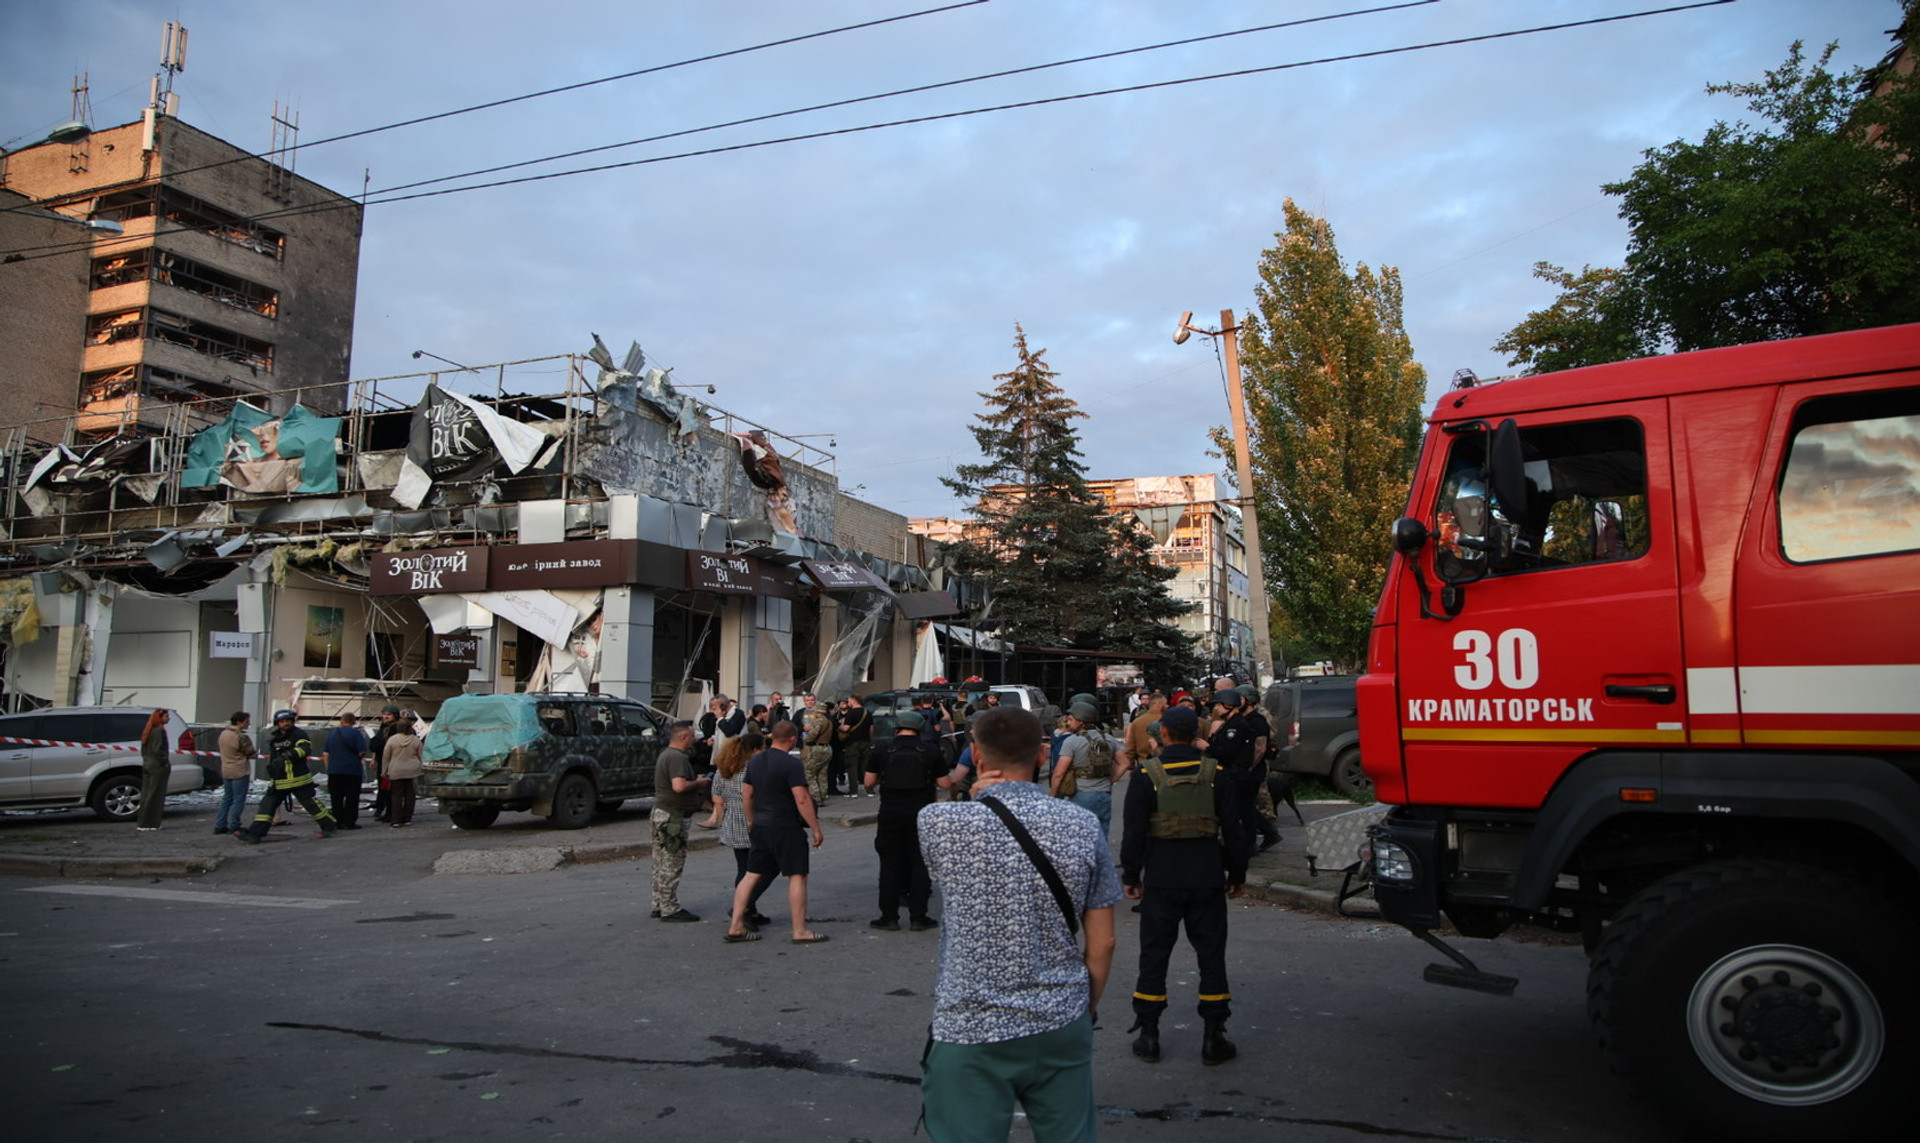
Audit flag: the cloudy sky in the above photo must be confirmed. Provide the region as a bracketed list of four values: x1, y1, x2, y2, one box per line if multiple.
[4, 0, 1901, 517]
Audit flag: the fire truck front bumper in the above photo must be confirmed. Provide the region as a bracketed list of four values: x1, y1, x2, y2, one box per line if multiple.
[1367, 813, 1443, 929]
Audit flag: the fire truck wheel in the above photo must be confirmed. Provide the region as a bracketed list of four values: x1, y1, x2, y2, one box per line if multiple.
[1587, 860, 1912, 1143]
[1330, 748, 1372, 798]
[548, 773, 595, 830]
[89, 772, 144, 822]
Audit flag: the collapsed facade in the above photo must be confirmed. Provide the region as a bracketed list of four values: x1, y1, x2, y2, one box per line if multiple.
[0, 339, 962, 723]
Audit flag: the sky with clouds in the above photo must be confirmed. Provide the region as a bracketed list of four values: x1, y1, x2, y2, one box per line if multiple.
[3, 0, 1902, 518]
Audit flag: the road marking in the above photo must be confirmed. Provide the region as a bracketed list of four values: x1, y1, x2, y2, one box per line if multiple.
[21, 885, 355, 909]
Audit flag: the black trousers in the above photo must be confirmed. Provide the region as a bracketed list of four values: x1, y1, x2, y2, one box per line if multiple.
[328, 774, 363, 826]
[243, 782, 337, 839]
[1131, 886, 1231, 1020]
[1232, 768, 1277, 843]
[873, 807, 932, 920]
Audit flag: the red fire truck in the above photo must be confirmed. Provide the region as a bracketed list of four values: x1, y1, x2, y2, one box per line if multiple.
[1358, 323, 1919, 1141]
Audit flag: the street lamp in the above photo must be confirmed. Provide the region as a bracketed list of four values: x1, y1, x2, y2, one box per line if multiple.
[411, 349, 477, 372]
[0, 120, 93, 186]
[1175, 308, 1278, 687]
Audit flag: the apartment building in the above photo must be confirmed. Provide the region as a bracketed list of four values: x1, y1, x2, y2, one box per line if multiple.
[1, 112, 361, 443]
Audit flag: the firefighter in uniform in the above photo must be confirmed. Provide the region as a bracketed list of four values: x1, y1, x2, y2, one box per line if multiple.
[1120, 703, 1248, 1064]
[863, 710, 950, 930]
[236, 710, 340, 843]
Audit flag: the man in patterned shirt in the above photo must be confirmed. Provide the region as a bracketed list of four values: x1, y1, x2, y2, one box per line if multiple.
[918, 708, 1121, 1142]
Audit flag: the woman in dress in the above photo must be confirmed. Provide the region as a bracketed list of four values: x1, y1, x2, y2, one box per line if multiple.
[382, 711, 425, 827]
[135, 709, 170, 831]
[708, 730, 770, 927]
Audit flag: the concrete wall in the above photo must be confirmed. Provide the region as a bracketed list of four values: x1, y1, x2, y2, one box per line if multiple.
[0, 191, 89, 443]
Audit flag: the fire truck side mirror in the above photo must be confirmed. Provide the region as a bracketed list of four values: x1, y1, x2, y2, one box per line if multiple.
[1489, 418, 1533, 534]
[1391, 517, 1429, 555]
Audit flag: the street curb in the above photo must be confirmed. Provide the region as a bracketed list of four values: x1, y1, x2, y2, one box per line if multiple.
[1243, 879, 1346, 917]
[0, 854, 227, 878]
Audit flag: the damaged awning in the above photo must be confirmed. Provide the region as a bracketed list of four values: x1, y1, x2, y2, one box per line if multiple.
[802, 558, 892, 596]
[893, 589, 958, 619]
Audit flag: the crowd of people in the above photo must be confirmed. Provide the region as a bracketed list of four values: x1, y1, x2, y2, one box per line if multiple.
[649, 675, 1285, 1142]
[141, 703, 432, 843]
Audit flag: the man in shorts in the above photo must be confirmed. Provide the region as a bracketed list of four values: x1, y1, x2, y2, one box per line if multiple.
[724, 720, 829, 944]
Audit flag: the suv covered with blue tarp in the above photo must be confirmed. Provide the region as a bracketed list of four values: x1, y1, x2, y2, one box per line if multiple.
[421, 692, 671, 830]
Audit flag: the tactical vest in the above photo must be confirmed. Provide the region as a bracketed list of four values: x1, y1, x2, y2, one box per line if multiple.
[1141, 756, 1220, 840]
[879, 738, 939, 791]
[1072, 728, 1116, 780]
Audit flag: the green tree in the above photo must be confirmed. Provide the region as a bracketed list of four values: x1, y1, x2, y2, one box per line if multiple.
[1497, 18, 1920, 369]
[1492, 262, 1655, 372]
[1230, 200, 1428, 670]
[943, 325, 1196, 672]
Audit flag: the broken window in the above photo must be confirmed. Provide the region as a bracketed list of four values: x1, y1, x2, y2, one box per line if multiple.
[87, 306, 275, 371]
[90, 249, 279, 318]
[91, 185, 285, 259]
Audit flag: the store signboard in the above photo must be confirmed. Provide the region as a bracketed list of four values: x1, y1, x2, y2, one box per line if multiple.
[489, 539, 635, 591]
[686, 551, 799, 599]
[432, 633, 482, 669]
[370, 546, 489, 595]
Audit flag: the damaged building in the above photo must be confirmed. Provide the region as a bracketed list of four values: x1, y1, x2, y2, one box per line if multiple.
[0, 336, 965, 723]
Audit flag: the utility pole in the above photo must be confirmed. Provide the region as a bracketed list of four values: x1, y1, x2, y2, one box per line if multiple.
[1177, 309, 1277, 686]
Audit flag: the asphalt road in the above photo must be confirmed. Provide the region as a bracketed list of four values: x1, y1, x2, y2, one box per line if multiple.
[0, 801, 1684, 1143]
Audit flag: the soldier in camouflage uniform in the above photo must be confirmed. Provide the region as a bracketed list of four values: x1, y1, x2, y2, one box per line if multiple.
[801, 694, 835, 806]
[651, 721, 708, 922]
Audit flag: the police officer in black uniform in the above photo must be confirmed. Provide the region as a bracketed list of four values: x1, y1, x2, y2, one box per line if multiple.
[1205, 683, 1277, 853]
[1234, 684, 1283, 850]
[864, 710, 951, 931]
[1120, 703, 1248, 1063]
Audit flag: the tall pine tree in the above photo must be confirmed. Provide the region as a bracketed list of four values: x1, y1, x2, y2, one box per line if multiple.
[1230, 201, 1427, 670]
[943, 326, 1196, 672]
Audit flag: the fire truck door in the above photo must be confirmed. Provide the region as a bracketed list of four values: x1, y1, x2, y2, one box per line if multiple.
[1396, 400, 1683, 807]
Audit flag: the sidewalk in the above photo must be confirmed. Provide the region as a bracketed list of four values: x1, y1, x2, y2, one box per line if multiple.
[0, 786, 1377, 916]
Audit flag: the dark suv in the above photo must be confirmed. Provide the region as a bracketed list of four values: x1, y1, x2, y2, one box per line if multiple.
[1273, 675, 1368, 796]
[420, 692, 671, 830]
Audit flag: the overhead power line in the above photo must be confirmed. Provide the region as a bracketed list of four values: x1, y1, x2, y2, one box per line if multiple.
[371, 0, 1442, 199]
[2, 1, 1734, 263]
[351, 1, 1735, 208]
[3, 0, 992, 198]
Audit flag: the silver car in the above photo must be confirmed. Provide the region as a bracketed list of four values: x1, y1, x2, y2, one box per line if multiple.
[0, 706, 202, 821]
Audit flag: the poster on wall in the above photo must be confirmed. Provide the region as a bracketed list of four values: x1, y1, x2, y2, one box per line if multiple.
[304, 605, 345, 668]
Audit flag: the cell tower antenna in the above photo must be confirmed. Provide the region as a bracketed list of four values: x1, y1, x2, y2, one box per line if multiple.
[152, 21, 187, 116]
[67, 73, 93, 173]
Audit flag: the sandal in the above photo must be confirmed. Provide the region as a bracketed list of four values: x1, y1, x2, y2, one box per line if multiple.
[723, 931, 761, 943]
[790, 932, 830, 945]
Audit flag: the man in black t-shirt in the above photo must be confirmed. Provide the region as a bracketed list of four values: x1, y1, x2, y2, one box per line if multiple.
[725, 721, 828, 944]
[864, 711, 953, 931]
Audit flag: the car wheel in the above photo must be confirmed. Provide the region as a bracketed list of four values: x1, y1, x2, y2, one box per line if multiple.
[1588, 860, 1910, 1143]
[549, 773, 595, 830]
[1330, 747, 1372, 798]
[447, 806, 500, 830]
[89, 772, 143, 822]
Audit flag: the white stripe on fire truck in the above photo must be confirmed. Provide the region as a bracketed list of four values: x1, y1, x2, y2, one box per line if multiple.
[1687, 665, 1920, 717]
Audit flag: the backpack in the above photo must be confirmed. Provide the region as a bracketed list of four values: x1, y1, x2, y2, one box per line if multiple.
[1142, 757, 1220, 840]
[1072, 729, 1116, 781]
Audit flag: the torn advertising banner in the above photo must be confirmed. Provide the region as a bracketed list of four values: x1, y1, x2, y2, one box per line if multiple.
[392, 385, 550, 509]
[181, 403, 341, 495]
